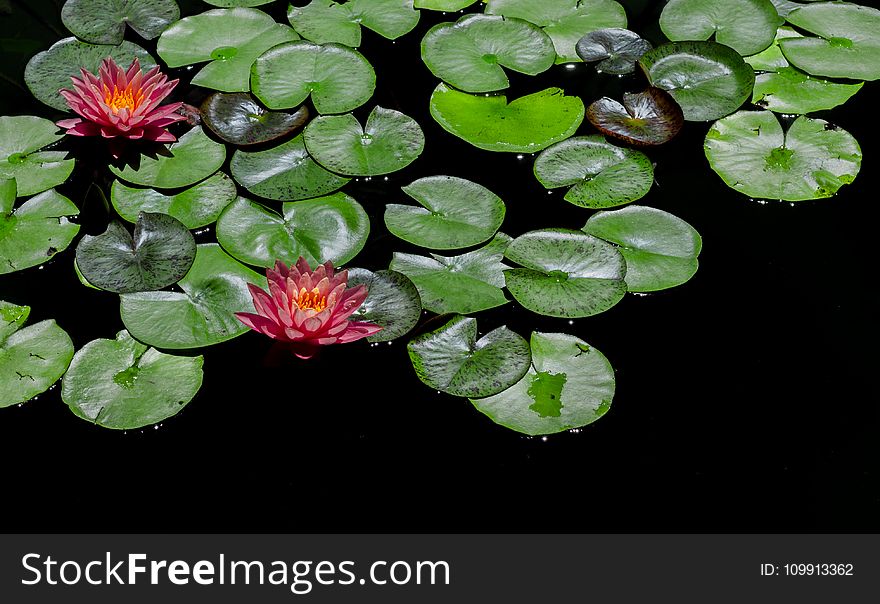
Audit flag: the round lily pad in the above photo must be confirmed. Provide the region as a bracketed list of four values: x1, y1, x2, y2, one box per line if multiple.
[25, 37, 156, 112]
[347, 268, 422, 343]
[289, 0, 420, 46]
[0, 183, 80, 275]
[0, 302, 75, 408]
[421, 14, 556, 93]
[157, 8, 300, 92]
[216, 194, 370, 268]
[533, 136, 654, 209]
[582, 205, 702, 292]
[201, 93, 310, 146]
[111, 172, 238, 229]
[0, 116, 74, 197]
[251, 41, 375, 114]
[470, 332, 615, 436]
[414, 0, 479, 10]
[576, 28, 652, 75]
[704, 110, 861, 202]
[586, 88, 684, 146]
[303, 107, 425, 176]
[429, 84, 585, 153]
[61, 0, 180, 45]
[659, 0, 782, 56]
[408, 315, 531, 398]
[639, 41, 755, 122]
[504, 229, 627, 318]
[204, 0, 273, 5]
[76, 213, 197, 294]
[109, 126, 227, 189]
[230, 133, 350, 201]
[384, 176, 506, 250]
[61, 330, 204, 430]
[390, 233, 511, 315]
[120, 243, 266, 349]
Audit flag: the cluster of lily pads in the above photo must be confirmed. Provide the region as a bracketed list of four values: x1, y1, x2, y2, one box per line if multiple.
[0, 0, 875, 435]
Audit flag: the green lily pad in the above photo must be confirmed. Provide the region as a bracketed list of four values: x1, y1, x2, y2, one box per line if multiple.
[216, 193, 370, 268]
[470, 332, 615, 436]
[504, 229, 627, 318]
[421, 14, 555, 93]
[120, 243, 266, 349]
[779, 3, 880, 81]
[659, 0, 782, 57]
[204, 0, 273, 5]
[575, 28, 652, 75]
[705, 110, 861, 202]
[109, 126, 226, 189]
[769, 0, 806, 18]
[61, 330, 203, 430]
[408, 315, 531, 398]
[76, 213, 197, 294]
[288, 0, 420, 46]
[303, 107, 425, 176]
[111, 172, 238, 229]
[347, 268, 422, 342]
[201, 93, 310, 146]
[385, 176, 506, 250]
[414, 0, 478, 10]
[586, 88, 684, 146]
[390, 233, 511, 315]
[0, 116, 74, 197]
[61, 0, 180, 45]
[230, 133, 350, 201]
[429, 84, 585, 153]
[0, 183, 80, 275]
[0, 302, 75, 408]
[250, 41, 376, 113]
[157, 8, 300, 92]
[484, 0, 627, 63]
[583, 205, 702, 292]
[24, 37, 156, 112]
[533, 136, 654, 209]
[639, 41, 755, 122]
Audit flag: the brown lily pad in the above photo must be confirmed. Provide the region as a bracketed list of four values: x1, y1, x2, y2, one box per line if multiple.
[576, 28, 652, 75]
[586, 88, 684, 146]
[200, 92, 310, 146]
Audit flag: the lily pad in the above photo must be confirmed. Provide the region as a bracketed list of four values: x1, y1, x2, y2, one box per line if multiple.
[288, 0, 420, 46]
[705, 110, 861, 201]
[0, 116, 74, 197]
[484, 0, 628, 63]
[157, 8, 300, 92]
[533, 136, 654, 209]
[769, 0, 807, 18]
[61, 0, 180, 45]
[470, 332, 615, 436]
[429, 84, 585, 153]
[204, 0, 273, 5]
[390, 233, 511, 315]
[109, 126, 226, 189]
[230, 133, 350, 201]
[201, 93, 310, 146]
[408, 315, 531, 398]
[421, 14, 555, 93]
[61, 330, 203, 430]
[504, 229, 627, 318]
[25, 37, 156, 112]
[582, 205, 702, 292]
[0, 183, 80, 275]
[414, 0, 478, 9]
[303, 107, 425, 176]
[586, 88, 684, 146]
[0, 302, 75, 408]
[76, 213, 197, 294]
[779, 3, 880, 81]
[575, 28, 652, 75]
[111, 172, 238, 229]
[347, 268, 422, 342]
[639, 41, 755, 122]
[659, 0, 782, 57]
[384, 176, 506, 250]
[216, 193, 370, 268]
[120, 243, 266, 349]
[250, 41, 376, 113]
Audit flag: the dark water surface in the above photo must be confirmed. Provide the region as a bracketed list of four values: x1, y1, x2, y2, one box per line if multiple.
[1, 0, 878, 532]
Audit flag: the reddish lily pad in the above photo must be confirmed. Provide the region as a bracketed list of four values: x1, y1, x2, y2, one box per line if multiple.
[586, 88, 684, 146]
[201, 92, 310, 146]
[576, 28, 652, 75]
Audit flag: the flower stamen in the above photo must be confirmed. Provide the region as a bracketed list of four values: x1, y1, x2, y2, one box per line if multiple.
[297, 287, 327, 312]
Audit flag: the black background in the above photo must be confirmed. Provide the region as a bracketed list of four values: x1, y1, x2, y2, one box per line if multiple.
[0, 0, 878, 532]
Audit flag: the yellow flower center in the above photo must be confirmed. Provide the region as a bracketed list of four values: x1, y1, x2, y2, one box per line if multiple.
[297, 287, 327, 312]
[103, 84, 143, 114]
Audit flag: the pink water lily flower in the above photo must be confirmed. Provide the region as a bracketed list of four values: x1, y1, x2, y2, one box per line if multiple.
[236, 258, 383, 359]
[57, 57, 186, 152]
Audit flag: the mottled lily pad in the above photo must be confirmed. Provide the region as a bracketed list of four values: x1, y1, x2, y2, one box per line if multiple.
[586, 88, 684, 146]
[111, 173, 238, 229]
[0, 116, 74, 197]
[576, 28, 652, 75]
[659, 0, 782, 56]
[201, 93, 310, 146]
[347, 268, 422, 342]
[288, 0, 420, 46]
[61, 0, 180, 45]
